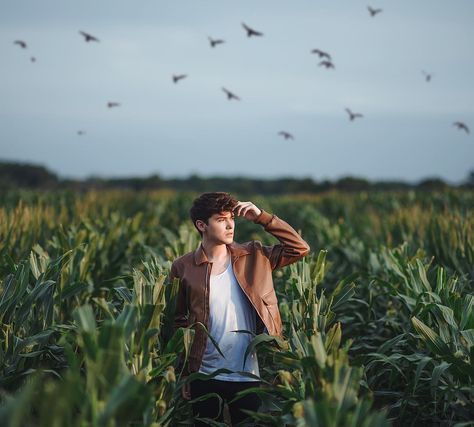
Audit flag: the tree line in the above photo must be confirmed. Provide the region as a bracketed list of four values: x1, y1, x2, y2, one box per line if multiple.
[1, 160, 473, 194]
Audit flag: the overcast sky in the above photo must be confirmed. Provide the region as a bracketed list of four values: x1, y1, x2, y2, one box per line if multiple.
[1, 0, 473, 183]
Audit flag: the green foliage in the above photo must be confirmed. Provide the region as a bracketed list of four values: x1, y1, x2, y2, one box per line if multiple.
[0, 189, 473, 426]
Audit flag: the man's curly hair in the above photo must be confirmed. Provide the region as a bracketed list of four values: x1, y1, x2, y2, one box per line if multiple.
[190, 192, 238, 236]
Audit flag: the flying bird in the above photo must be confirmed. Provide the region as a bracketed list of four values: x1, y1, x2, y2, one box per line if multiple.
[14, 40, 27, 49]
[319, 60, 335, 69]
[172, 74, 188, 83]
[453, 122, 469, 134]
[222, 87, 241, 101]
[241, 22, 263, 37]
[77, 130, 86, 136]
[30, 56, 36, 63]
[278, 131, 294, 140]
[107, 102, 121, 108]
[79, 31, 100, 42]
[422, 70, 433, 82]
[311, 49, 331, 60]
[208, 36, 225, 48]
[345, 108, 364, 121]
[368, 6, 383, 17]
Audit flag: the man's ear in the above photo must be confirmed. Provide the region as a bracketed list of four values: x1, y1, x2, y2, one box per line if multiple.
[195, 220, 206, 233]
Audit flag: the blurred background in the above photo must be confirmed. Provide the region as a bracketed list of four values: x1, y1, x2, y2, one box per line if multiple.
[1, 0, 473, 189]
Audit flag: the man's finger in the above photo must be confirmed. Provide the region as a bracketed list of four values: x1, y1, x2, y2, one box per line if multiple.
[233, 203, 242, 216]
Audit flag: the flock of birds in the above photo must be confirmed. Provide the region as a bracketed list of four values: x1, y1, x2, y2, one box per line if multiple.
[12, 5, 471, 140]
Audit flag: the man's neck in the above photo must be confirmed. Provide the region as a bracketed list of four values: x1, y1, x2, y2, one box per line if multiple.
[201, 239, 228, 262]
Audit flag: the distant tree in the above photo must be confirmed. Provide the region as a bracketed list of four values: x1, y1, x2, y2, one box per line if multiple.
[417, 177, 448, 191]
[334, 176, 370, 192]
[373, 180, 411, 191]
[465, 170, 474, 187]
[0, 161, 58, 189]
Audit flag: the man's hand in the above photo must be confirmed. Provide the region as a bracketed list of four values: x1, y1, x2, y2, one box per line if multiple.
[233, 201, 262, 221]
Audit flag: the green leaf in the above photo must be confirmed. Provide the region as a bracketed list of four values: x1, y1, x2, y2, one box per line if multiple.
[243, 333, 288, 366]
[331, 282, 356, 311]
[431, 361, 451, 389]
[460, 329, 474, 349]
[411, 316, 451, 356]
[325, 322, 341, 353]
[73, 304, 97, 333]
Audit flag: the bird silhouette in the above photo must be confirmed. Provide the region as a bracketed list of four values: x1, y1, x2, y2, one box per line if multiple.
[319, 60, 335, 69]
[453, 122, 469, 134]
[172, 74, 188, 83]
[79, 31, 100, 42]
[77, 130, 86, 136]
[422, 70, 433, 82]
[311, 49, 331, 60]
[30, 56, 36, 63]
[368, 6, 383, 17]
[107, 102, 121, 108]
[14, 40, 27, 49]
[208, 36, 225, 48]
[222, 87, 241, 101]
[241, 22, 263, 37]
[345, 108, 364, 121]
[278, 131, 294, 140]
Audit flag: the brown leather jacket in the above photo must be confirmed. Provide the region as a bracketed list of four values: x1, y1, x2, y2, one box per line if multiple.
[169, 209, 310, 374]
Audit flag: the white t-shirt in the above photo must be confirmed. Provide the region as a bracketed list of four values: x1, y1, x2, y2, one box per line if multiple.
[198, 260, 260, 381]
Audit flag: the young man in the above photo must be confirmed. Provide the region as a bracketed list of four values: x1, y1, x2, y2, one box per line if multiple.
[169, 192, 310, 426]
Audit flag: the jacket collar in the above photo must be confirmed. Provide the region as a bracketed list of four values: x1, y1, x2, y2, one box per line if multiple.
[194, 242, 251, 265]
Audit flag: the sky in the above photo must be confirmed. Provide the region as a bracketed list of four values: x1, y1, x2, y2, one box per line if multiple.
[1, 0, 473, 184]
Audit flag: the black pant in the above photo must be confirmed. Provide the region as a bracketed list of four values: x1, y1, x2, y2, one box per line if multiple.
[190, 378, 261, 426]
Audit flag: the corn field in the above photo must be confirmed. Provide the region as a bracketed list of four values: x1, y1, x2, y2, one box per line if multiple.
[0, 189, 473, 426]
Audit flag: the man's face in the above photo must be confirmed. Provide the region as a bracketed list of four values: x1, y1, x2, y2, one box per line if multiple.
[198, 211, 235, 244]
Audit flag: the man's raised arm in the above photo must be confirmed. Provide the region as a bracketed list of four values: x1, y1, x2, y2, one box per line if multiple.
[233, 201, 310, 270]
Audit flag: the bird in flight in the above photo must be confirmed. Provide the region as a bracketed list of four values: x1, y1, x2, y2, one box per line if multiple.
[345, 108, 364, 121]
[107, 102, 121, 108]
[30, 57, 36, 63]
[77, 130, 86, 136]
[311, 49, 331, 60]
[241, 23, 263, 37]
[368, 6, 383, 17]
[79, 31, 100, 42]
[422, 70, 433, 82]
[222, 87, 241, 101]
[172, 74, 188, 83]
[453, 121, 469, 134]
[278, 131, 294, 140]
[14, 40, 27, 49]
[208, 37, 225, 48]
[319, 60, 335, 69]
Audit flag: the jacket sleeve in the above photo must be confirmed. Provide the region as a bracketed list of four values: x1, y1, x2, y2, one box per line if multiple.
[170, 261, 188, 333]
[253, 209, 310, 270]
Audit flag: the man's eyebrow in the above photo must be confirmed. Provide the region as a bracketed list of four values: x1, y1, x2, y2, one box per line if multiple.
[216, 213, 234, 218]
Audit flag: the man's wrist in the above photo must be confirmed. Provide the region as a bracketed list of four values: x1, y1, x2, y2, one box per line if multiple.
[253, 209, 274, 226]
